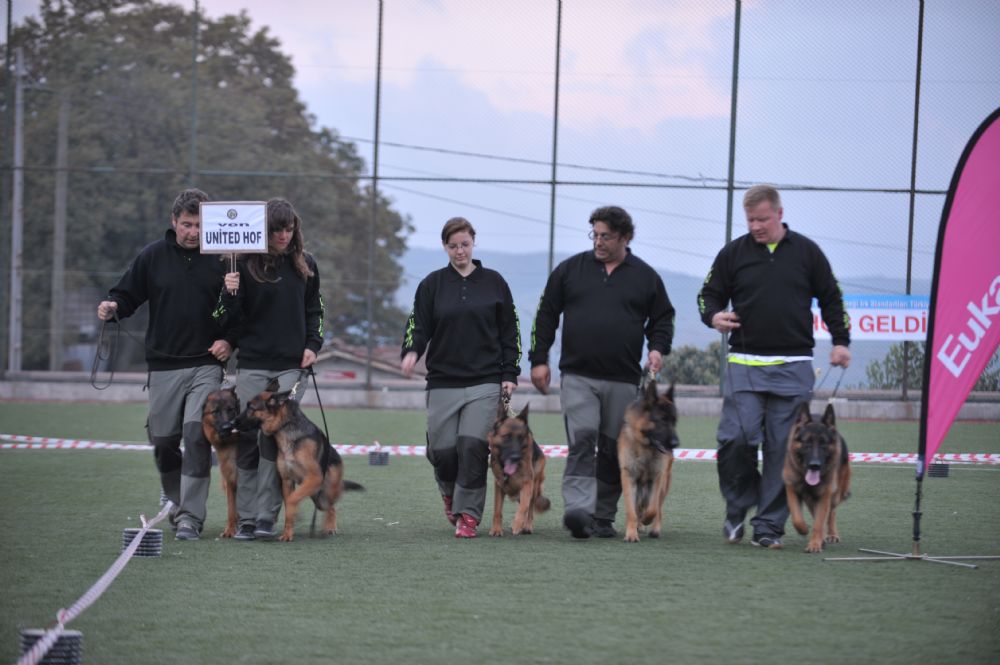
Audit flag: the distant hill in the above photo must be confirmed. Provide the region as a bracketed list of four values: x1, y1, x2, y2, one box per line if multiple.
[396, 247, 931, 387]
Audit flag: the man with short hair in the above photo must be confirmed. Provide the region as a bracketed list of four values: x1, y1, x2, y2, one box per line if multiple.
[530, 205, 675, 539]
[698, 184, 850, 549]
[98, 188, 233, 541]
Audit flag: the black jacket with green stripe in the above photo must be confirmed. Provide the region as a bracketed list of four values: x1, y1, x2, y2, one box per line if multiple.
[698, 225, 850, 356]
[401, 260, 521, 389]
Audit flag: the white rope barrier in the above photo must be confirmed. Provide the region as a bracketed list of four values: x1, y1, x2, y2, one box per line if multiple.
[2, 433, 999, 465]
[14, 502, 172, 665]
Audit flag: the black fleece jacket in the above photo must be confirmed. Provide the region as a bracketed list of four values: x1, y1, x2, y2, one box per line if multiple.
[528, 249, 675, 385]
[401, 260, 521, 389]
[214, 253, 324, 371]
[697, 225, 850, 355]
[106, 228, 227, 371]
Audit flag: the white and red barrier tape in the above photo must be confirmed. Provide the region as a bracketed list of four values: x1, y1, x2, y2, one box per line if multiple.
[2, 433, 999, 465]
[15, 501, 172, 665]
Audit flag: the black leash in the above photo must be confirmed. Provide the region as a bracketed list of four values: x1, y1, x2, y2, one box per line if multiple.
[814, 364, 847, 400]
[90, 312, 223, 389]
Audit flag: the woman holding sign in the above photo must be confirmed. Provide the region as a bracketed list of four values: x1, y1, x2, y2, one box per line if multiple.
[214, 198, 324, 541]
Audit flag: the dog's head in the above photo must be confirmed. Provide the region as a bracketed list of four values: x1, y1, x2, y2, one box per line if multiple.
[489, 402, 533, 477]
[203, 387, 242, 439]
[634, 380, 679, 454]
[788, 402, 839, 487]
[234, 378, 292, 436]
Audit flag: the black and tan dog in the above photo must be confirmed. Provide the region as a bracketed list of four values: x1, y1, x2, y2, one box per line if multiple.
[783, 402, 851, 553]
[617, 380, 679, 543]
[487, 402, 550, 536]
[235, 379, 362, 542]
[201, 387, 242, 538]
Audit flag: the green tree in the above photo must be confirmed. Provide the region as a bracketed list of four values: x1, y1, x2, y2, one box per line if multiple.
[2, 0, 411, 368]
[866, 342, 1000, 391]
[659, 340, 722, 386]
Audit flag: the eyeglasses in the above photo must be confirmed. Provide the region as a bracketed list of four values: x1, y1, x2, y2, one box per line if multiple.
[588, 230, 619, 242]
[446, 241, 473, 252]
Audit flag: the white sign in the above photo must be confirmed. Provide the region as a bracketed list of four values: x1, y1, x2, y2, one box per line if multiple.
[199, 202, 268, 254]
[813, 294, 929, 342]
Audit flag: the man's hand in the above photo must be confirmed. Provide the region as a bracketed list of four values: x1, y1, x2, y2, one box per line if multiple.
[401, 351, 418, 378]
[711, 311, 740, 333]
[647, 350, 663, 375]
[209, 340, 232, 362]
[97, 300, 118, 321]
[830, 345, 851, 368]
[530, 364, 551, 395]
[301, 349, 317, 368]
[502, 380, 517, 396]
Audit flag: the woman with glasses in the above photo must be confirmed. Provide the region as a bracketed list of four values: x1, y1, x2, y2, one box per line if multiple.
[216, 198, 325, 541]
[401, 217, 521, 538]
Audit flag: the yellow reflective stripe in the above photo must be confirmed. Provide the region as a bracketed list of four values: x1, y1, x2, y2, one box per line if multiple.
[727, 355, 788, 366]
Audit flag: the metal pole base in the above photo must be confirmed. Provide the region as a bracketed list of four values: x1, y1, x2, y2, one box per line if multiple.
[825, 548, 1000, 569]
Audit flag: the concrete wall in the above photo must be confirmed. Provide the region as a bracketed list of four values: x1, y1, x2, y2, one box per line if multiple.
[2, 371, 998, 421]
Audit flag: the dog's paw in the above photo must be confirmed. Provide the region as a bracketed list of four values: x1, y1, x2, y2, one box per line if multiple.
[793, 520, 809, 535]
[648, 530, 660, 539]
[804, 540, 823, 553]
[489, 528, 504, 537]
[824, 533, 841, 543]
[624, 530, 640, 543]
[279, 532, 295, 542]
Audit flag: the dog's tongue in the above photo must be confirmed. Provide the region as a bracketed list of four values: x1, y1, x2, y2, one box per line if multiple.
[504, 461, 519, 477]
[805, 469, 821, 486]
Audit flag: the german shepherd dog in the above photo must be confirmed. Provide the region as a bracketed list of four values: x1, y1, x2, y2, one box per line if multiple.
[617, 380, 679, 543]
[783, 402, 851, 553]
[487, 402, 551, 536]
[201, 387, 242, 538]
[235, 379, 362, 541]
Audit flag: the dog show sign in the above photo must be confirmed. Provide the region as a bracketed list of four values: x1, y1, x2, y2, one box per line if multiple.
[199, 201, 268, 254]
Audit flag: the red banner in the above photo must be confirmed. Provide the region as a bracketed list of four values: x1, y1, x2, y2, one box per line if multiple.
[919, 107, 1000, 473]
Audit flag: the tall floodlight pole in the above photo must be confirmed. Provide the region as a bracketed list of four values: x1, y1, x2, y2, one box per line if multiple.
[365, 0, 384, 389]
[719, 1, 742, 388]
[7, 47, 24, 372]
[546, 1, 562, 274]
[49, 93, 70, 370]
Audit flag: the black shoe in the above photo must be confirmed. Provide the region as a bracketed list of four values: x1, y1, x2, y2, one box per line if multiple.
[593, 519, 617, 538]
[563, 509, 593, 539]
[253, 519, 277, 540]
[175, 522, 200, 541]
[751, 535, 783, 549]
[234, 524, 256, 541]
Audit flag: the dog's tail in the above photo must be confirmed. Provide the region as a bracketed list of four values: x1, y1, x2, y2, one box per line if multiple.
[343, 480, 365, 491]
[534, 494, 551, 512]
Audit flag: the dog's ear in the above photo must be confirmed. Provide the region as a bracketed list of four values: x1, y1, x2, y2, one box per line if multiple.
[796, 402, 812, 426]
[265, 377, 280, 392]
[265, 391, 291, 409]
[643, 379, 658, 406]
[822, 402, 837, 428]
[517, 402, 530, 424]
[665, 381, 675, 402]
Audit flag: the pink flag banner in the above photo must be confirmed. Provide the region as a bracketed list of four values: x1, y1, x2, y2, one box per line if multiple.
[919, 107, 1000, 475]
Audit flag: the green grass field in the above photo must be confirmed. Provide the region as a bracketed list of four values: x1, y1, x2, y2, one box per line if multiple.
[1, 402, 999, 664]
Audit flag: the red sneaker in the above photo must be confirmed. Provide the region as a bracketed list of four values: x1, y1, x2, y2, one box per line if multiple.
[454, 513, 478, 538]
[442, 495, 458, 526]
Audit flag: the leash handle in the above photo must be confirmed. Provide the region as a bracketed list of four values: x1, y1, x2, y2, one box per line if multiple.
[501, 388, 516, 418]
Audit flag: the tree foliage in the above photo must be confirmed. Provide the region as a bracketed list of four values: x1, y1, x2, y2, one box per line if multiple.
[2, 0, 411, 368]
[659, 341, 722, 386]
[865, 342, 1000, 392]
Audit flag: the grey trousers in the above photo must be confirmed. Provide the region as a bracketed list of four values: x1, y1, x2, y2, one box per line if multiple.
[147, 365, 223, 531]
[425, 383, 499, 523]
[716, 360, 815, 538]
[235, 368, 304, 527]
[560, 373, 638, 523]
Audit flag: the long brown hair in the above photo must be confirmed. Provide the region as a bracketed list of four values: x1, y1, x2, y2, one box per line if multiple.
[244, 198, 314, 283]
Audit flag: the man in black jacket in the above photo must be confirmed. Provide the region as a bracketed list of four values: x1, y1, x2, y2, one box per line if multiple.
[698, 184, 850, 549]
[97, 188, 232, 541]
[530, 206, 675, 539]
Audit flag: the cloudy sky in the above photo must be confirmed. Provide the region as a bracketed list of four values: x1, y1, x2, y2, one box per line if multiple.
[6, 1, 999, 289]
